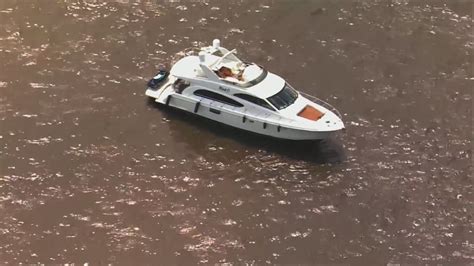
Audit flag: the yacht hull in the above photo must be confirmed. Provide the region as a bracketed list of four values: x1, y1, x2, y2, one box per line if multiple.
[146, 88, 334, 141]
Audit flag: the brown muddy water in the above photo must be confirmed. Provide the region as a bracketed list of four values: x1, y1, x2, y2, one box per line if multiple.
[0, 0, 473, 264]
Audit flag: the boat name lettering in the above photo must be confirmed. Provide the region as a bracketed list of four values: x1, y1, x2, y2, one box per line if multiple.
[218, 86, 230, 92]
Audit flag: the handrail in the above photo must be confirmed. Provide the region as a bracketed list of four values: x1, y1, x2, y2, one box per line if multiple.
[299, 91, 343, 119]
[210, 48, 237, 69]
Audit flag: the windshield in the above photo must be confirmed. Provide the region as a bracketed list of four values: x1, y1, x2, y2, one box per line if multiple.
[267, 83, 298, 110]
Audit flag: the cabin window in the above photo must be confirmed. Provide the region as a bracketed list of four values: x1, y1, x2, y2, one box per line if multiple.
[267, 83, 298, 110]
[234, 93, 275, 111]
[194, 89, 244, 107]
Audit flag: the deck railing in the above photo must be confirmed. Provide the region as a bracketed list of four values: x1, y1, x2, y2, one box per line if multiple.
[299, 92, 343, 119]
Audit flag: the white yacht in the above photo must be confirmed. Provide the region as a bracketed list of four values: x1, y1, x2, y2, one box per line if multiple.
[145, 39, 344, 140]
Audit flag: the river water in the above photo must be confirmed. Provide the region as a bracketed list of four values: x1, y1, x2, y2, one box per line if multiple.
[0, 0, 472, 264]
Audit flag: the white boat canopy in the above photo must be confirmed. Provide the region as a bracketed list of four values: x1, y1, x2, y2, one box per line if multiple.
[170, 39, 268, 90]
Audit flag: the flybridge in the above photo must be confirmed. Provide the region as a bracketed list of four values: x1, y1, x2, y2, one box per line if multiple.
[170, 39, 267, 88]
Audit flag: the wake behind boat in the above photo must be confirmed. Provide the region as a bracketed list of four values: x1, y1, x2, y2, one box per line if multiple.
[146, 39, 344, 140]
